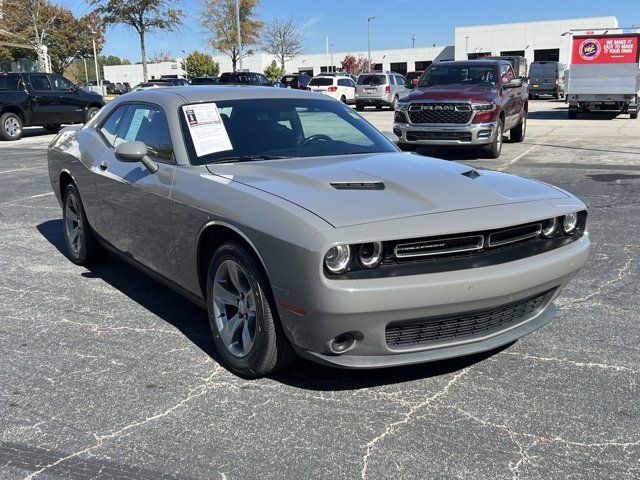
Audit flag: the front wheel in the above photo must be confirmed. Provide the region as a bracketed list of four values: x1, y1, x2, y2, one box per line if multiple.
[85, 107, 100, 123]
[206, 242, 295, 378]
[391, 96, 399, 111]
[0, 112, 23, 141]
[62, 184, 106, 265]
[483, 119, 503, 159]
[631, 111, 638, 120]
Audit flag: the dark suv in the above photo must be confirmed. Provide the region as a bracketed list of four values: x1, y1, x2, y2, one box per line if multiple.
[280, 73, 311, 89]
[219, 72, 273, 86]
[0, 72, 104, 140]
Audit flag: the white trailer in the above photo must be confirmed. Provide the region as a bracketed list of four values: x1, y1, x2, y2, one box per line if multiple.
[567, 30, 640, 119]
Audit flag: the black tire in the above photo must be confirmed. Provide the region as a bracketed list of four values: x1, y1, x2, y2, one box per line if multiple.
[568, 109, 578, 119]
[528, 93, 533, 100]
[483, 118, 503, 159]
[340, 95, 347, 104]
[375, 104, 383, 111]
[85, 107, 100, 123]
[398, 143, 416, 152]
[631, 112, 638, 120]
[510, 113, 526, 143]
[554, 92, 560, 100]
[356, 103, 364, 111]
[206, 242, 295, 378]
[391, 96, 399, 111]
[43, 124, 61, 133]
[0, 111, 23, 141]
[62, 184, 106, 265]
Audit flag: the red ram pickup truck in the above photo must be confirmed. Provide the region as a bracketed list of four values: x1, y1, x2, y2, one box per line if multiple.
[393, 60, 528, 158]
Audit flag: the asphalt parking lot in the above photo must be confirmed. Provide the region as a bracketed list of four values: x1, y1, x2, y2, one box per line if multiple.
[0, 99, 638, 479]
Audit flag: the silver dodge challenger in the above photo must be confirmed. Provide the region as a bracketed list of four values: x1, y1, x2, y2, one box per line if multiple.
[47, 86, 590, 377]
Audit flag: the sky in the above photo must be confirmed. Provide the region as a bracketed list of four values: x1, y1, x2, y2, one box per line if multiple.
[61, 0, 640, 61]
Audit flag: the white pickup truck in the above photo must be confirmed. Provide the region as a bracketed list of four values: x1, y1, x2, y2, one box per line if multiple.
[567, 31, 639, 119]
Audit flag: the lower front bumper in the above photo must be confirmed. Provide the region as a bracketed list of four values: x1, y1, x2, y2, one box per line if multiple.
[393, 121, 497, 146]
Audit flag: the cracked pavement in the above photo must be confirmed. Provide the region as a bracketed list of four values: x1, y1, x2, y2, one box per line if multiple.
[1, 100, 639, 479]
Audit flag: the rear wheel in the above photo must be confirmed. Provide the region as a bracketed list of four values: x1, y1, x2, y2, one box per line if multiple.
[62, 184, 106, 265]
[206, 242, 295, 378]
[43, 124, 61, 133]
[0, 112, 23, 141]
[356, 103, 364, 111]
[483, 118, 503, 159]
[340, 95, 347, 104]
[85, 107, 100, 123]
[510, 113, 526, 143]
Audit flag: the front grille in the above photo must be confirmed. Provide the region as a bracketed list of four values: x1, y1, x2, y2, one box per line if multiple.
[408, 103, 472, 124]
[406, 131, 472, 142]
[385, 290, 552, 348]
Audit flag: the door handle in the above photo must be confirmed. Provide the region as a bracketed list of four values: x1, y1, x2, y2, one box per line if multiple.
[99, 160, 110, 171]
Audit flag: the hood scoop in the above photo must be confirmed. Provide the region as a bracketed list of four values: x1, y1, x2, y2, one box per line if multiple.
[330, 181, 385, 190]
[461, 169, 481, 179]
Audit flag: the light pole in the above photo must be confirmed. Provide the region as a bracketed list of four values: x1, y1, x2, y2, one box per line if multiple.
[367, 16, 376, 73]
[91, 30, 100, 87]
[235, 0, 242, 72]
[411, 34, 416, 48]
[330, 43, 334, 72]
[82, 57, 89, 83]
[181, 49, 188, 80]
[325, 35, 329, 73]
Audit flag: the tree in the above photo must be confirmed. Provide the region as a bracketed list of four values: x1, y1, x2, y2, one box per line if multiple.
[91, 0, 183, 81]
[150, 50, 174, 63]
[202, 0, 263, 72]
[121, 58, 132, 65]
[340, 54, 371, 75]
[261, 17, 304, 71]
[263, 60, 284, 83]
[1, 0, 59, 70]
[182, 51, 219, 79]
[48, 10, 105, 75]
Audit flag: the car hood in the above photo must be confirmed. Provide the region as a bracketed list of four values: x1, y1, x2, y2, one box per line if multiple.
[206, 153, 567, 228]
[404, 85, 498, 102]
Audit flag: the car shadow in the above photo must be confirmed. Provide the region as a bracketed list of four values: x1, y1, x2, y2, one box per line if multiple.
[18, 127, 56, 139]
[37, 219, 508, 389]
[527, 109, 621, 121]
[411, 146, 488, 161]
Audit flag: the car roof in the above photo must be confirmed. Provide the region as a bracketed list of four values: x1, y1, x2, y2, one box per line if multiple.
[112, 85, 331, 110]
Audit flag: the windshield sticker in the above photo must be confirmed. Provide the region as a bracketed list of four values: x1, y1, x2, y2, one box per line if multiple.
[182, 103, 233, 157]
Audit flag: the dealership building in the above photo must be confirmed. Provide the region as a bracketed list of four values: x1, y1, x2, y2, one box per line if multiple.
[104, 16, 619, 83]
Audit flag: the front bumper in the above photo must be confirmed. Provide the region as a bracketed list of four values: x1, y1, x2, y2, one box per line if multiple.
[278, 233, 590, 369]
[394, 120, 497, 146]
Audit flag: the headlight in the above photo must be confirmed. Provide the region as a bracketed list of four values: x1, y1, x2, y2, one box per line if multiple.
[397, 102, 409, 112]
[542, 217, 558, 238]
[324, 245, 352, 273]
[472, 102, 495, 111]
[358, 242, 383, 268]
[562, 212, 578, 234]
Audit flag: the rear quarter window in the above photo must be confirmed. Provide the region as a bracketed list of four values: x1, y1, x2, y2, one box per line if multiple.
[0, 76, 20, 91]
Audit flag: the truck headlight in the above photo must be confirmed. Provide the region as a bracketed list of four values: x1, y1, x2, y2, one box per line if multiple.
[324, 245, 352, 274]
[397, 102, 409, 112]
[472, 102, 495, 111]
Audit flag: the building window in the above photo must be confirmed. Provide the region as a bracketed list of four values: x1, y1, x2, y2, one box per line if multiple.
[390, 62, 407, 75]
[467, 52, 491, 60]
[534, 49, 560, 62]
[414, 61, 432, 71]
[500, 50, 525, 57]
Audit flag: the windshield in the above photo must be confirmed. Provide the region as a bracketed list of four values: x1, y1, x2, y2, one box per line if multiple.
[181, 98, 397, 165]
[357, 74, 387, 86]
[419, 65, 497, 87]
[309, 77, 333, 86]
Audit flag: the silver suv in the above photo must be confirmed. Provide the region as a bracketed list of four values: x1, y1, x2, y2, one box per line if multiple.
[355, 72, 407, 111]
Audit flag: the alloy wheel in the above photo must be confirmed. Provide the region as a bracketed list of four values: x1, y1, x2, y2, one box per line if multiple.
[64, 194, 83, 255]
[212, 259, 257, 358]
[4, 117, 21, 138]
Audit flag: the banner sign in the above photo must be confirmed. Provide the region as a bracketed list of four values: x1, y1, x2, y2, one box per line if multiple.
[572, 36, 639, 64]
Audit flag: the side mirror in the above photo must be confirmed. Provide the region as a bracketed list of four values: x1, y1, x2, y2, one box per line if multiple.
[503, 78, 523, 89]
[115, 141, 158, 173]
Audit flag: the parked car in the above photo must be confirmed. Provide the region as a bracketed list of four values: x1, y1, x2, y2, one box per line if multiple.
[47, 86, 589, 377]
[280, 73, 311, 90]
[152, 77, 190, 86]
[394, 60, 528, 158]
[317, 71, 358, 82]
[306, 75, 356, 103]
[130, 82, 173, 92]
[404, 70, 424, 89]
[0, 72, 104, 141]
[191, 76, 219, 85]
[219, 72, 273, 86]
[108, 82, 131, 95]
[355, 72, 407, 111]
[528, 61, 566, 99]
[487, 56, 528, 80]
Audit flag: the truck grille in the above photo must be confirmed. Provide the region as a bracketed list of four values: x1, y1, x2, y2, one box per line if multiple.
[408, 103, 472, 124]
[385, 290, 553, 348]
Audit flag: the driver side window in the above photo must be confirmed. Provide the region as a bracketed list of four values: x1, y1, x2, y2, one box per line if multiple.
[51, 76, 75, 91]
[112, 104, 174, 162]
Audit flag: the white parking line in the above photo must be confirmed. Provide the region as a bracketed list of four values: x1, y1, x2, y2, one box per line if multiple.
[31, 192, 54, 199]
[0, 166, 43, 175]
[497, 128, 557, 171]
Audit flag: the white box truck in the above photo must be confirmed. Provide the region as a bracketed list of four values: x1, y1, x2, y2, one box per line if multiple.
[567, 32, 640, 119]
